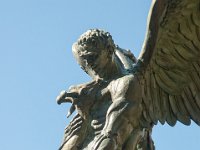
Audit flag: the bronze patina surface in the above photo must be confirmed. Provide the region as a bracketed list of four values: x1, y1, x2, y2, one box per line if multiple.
[57, 0, 200, 149]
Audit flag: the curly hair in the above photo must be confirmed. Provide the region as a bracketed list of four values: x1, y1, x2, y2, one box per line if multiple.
[76, 29, 115, 55]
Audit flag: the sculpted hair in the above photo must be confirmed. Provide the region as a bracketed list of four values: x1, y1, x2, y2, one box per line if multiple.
[77, 29, 115, 56]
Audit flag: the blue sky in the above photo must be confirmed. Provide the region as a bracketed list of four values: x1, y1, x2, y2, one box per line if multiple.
[0, 0, 199, 150]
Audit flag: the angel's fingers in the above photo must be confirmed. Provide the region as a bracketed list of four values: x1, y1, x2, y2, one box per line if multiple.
[71, 116, 83, 126]
[65, 126, 82, 142]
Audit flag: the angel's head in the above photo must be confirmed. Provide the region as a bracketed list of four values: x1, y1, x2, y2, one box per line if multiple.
[72, 29, 116, 80]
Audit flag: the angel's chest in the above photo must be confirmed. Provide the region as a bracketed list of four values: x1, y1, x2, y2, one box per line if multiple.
[90, 83, 112, 118]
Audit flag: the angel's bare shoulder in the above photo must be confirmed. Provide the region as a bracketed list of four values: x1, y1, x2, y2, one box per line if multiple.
[107, 74, 142, 102]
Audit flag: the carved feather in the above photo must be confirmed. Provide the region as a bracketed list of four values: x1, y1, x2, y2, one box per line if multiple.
[137, 0, 200, 126]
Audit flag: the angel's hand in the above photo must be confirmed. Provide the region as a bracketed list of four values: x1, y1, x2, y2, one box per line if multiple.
[64, 114, 84, 138]
[92, 131, 117, 150]
[59, 114, 87, 150]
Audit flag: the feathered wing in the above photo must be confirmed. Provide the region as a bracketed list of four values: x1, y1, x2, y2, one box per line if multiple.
[136, 0, 200, 126]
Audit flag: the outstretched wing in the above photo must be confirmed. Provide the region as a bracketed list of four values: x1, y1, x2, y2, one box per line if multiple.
[136, 0, 200, 126]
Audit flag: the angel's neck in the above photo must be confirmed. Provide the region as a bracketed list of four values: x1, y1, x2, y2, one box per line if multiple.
[95, 61, 123, 81]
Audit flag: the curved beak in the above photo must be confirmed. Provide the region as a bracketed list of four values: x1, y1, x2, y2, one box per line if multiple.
[56, 92, 78, 105]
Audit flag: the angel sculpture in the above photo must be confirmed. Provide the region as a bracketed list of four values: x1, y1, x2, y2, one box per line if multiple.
[57, 0, 200, 149]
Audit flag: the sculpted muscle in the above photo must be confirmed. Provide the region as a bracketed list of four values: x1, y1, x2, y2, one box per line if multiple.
[57, 2, 200, 146]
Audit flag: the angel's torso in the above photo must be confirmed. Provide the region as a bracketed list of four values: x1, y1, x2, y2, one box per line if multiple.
[79, 74, 143, 149]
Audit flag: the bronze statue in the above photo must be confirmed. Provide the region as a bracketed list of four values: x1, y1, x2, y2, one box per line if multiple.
[57, 0, 200, 149]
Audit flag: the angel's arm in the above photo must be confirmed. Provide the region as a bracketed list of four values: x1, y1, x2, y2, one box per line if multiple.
[92, 75, 144, 149]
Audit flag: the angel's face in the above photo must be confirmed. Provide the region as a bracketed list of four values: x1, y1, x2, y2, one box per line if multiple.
[72, 43, 111, 79]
